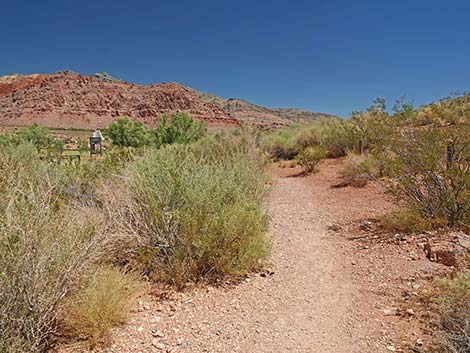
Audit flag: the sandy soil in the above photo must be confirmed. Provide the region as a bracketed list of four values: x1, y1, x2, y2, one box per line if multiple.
[60, 159, 444, 353]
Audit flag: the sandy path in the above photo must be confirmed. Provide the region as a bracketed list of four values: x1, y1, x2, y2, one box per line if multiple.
[70, 161, 398, 353]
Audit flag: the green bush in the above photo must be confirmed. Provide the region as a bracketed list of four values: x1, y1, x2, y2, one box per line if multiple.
[298, 145, 327, 173]
[261, 119, 357, 160]
[16, 123, 54, 150]
[388, 124, 470, 228]
[107, 132, 270, 287]
[108, 116, 150, 147]
[152, 112, 207, 147]
[316, 120, 358, 158]
[260, 123, 316, 160]
[77, 138, 89, 154]
[0, 124, 54, 152]
[351, 96, 470, 229]
[107, 113, 207, 149]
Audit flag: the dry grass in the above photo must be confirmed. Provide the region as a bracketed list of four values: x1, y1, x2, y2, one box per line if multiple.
[61, 266, 142, 348]
[435, 273, 470, 353]
[340, 152, 381, 187]
[379, 208, 432, 234]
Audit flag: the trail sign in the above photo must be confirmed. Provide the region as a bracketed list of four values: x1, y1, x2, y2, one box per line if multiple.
[89, 129, 104, 158]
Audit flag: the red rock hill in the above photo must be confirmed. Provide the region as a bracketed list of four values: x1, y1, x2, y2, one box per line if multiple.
[0, 72, 335, 129]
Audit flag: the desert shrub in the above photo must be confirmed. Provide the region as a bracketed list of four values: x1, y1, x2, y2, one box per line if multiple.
[344, 96, 470, 229]
[0, 124, 54, 152]
[261, 122, 328, 160]
[388, 124, 470, 228]
[47, 138, 65, 156]
[340, 152, 381, 186]
[260, 132, 298, 159]
[298, 145, 327, 173]
[107, 114, 207, 149]
[107, 132, 270, 287]
[435, 273, 470, 353]
[152, 112, 207, 147]
[379, 208, 431, 234]
[0, 133, 17, 149]
[261, 119, 358, 160]
[108, 116, 150, 147]
[61, 266, 142, 348]
[16, 123, 54, 150]
[0, 144, 117, 352]
[259, 125, 302, 160]
[77, 138, 89, 154]
[436, 273, 470, 305]
[351, 98, 394, 153]
[317, 120, 358, 157]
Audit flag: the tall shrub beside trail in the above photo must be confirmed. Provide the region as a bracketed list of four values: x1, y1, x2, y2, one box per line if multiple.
[387, 98, 470, 228]
[0, 144, 119, 352]
[106, 132, 270, 287]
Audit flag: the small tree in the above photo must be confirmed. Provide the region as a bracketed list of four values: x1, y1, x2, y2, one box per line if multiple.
[16, 123, 54, 151]
[108, 116, 149, 147]
[152, 112, 207, 148]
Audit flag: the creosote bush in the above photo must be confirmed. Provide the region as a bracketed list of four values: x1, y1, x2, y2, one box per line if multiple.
[298, 145, 327, 173]
[388, 122, 470, 228]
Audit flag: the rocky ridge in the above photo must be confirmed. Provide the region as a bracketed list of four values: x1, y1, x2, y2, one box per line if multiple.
[0, 72, 336, 129]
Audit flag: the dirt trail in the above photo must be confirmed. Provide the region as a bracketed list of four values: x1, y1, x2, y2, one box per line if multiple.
[80, 159, 399, 353]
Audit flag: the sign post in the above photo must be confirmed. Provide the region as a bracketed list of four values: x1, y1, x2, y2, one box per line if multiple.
[89, 129, 104, 159]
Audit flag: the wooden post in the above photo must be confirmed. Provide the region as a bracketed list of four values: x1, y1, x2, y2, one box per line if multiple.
[446, 143, 454, 170]
[358, 139, 364, 154]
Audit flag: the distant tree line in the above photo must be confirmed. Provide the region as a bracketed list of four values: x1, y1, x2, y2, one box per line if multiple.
[107, 112, 207, 148]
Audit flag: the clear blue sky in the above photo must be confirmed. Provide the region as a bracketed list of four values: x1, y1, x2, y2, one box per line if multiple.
[2, 0, 470, 117]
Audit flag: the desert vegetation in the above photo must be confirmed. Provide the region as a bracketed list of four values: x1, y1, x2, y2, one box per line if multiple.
[434, 273, 470, 353]
[107, 113, 208, 148]
[262, 95, 470, 228]
[2, 94, 470, 352]
[0, 115, 269, 352]
[261, 94, 470, 351]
